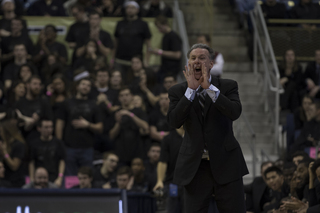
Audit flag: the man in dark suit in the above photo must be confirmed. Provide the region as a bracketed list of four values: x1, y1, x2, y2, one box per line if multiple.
[167, 43, 249, 213]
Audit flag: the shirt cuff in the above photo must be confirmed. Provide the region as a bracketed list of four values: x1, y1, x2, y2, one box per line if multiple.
[184, 87, 196, 101]
[206, 84, 220, 103]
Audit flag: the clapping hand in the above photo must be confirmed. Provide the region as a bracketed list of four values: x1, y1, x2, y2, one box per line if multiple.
[72, 117, 90, 129]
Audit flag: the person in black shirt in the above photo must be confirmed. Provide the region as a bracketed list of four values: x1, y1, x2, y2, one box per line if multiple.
[112, 1, 152, 80]
[27, 0, 66, 16]
[153, 127, 184, 213]
[1, 17, 34, 65]
[75, 11, 113, 60]
[72, 166, 94, 189]
[149, 15, 182, 82]
[304, 49, 320, 98]
[33, 24, 68, 74]
[92, 152, 118, 188]
[0, 160, 12, 188]
[149, 91, 171, 142]
[115, 166, 133, 190]
[144, 143, 160, 190]
[261, 0, 287, 26]
[56, 77, 103, 175]
[131, 157, 151, 192]
[0, 119, 26, 188]
[29, 119, 66, 188]
[109, 87, 149, 165]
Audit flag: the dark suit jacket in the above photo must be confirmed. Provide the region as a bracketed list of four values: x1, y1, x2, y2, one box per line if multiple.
[167, 77, 248, 185]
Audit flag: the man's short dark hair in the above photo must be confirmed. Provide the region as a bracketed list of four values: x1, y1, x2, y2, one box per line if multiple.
[12, 17, 23, 25]
[76, 77, 92, 86]
[264, 166, 283, 178]
[155, 15, 168, 25]
[298, 159, 314, 168]
[78, 166, 93, 178]
[260, 161, 273, 171]
[119, 86, 131, 95]
[89, 10, 102, 18]
[103, 152, 117, 160]
[27, 75, 42, 84]
[164, 73, 177, 82]
[45, 24, 57, 33]
[149, 142, 161, 151]
[71, 4, 85, 12]
[117, 166, 132, 177]
[291, 151, 309, 161]
[37, 118, 53, 127]
[187, 43, 215, 60]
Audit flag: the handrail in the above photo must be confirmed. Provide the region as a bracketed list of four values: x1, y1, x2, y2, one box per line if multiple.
[268, 19, 320, 24]
[250, 1, 284, 155]
[241, 112, 257, 178]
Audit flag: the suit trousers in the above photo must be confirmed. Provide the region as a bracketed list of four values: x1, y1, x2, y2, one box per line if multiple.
[184, 159, 246, 213]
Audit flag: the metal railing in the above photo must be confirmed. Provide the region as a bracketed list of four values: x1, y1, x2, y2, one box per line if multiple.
[250, 2, 284, 155]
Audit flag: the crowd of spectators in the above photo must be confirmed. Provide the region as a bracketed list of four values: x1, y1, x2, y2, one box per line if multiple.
[245, 152, 320, 213]
[0, 0, 188, 197]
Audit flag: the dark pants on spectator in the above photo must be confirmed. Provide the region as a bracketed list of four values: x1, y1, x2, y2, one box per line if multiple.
[65, 148, 93, 175]
[184, 160, 245, 213]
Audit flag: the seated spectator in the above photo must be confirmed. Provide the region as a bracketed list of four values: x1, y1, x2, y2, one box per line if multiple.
[15, 75, 53, 142]
[294, 95, 315, 130]
[282, 161, 297, 184]
[96, 0, 123, 17]
[133, 94, 146, 112]
[0, 119, 26, 188]
[304, 49, 320, 98]
[72, 166, 94, 189]
[92, 152, 118, 189]
[75, 11, 113, 60]
[73, 39, 106, 74]
[115, 166, 133, 190]
[197, 34, 224, 77]
[292, 150, 310, 166]
[290, 103, 320, 152]
[161, 74, 177, 92]
[0, 0, 26, 37]
[1, 18, 35, 65]
[0, 160, 11, 188]
[290, 0, 320, 30]
[22, 167, 58, 189]
[141, 0, 172, 17]
[27, 0, 66, 16]
[126, 55, 146, 85]
[309, 160, 320, 208]
[18, 64, 35, 84]
[263, 166, 290, 212]
[149, 15, 181, 82]
[28, 119, 66, 187]
[279, 49, 304, 112]
[108, 87, 149, 165]
[109, 70, 123, 96]
[290, 159, 313, 201]
[2, 43, 35, 90]
[245, 161, 273, 213]
[40, 54, 65, 85]
[33, 24, 68, 73]
[261, 0, 287, 25]
[149, 91, 172, 142]
[55, 77, 103, 175]
[144, 143, 160, 190]
[46, 74, 71, 122]
[131, 157, 151, 192]
[5, 80, 25, 108]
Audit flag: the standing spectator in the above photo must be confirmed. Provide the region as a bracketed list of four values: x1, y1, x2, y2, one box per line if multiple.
[75, 11, 113, 60]
[153, 127, 184, 213]
[72, 166, 94, 189]
[92, 152, 118, 189]
[27, 0, 66, 16]
[293, 95, 315, 131]
[55, 77, 103, 175]
[197, 34, 224, 77]
[0, 0, 24, 17]
[18, 64, 35, 84]
[149, 91, 171, 142]
[15, 75, 53, 142]
[115, 166, 133, 190]
[5, 80, 25, 108]
[109, 87, 149, 165]
[0, 119, 26, 188]
[33, 24, 68, 73]
[28, 119, 66, 187]
[149, 15, 182, 82]
[144, 143, 160, 190]
[0, 17, 34, 64]
[304, 49, 320, 98]
[279, 49, 304, 112]
[96, 0, 123, 17]
[112, 1, 152, 80]
[23, 167, 58, 189]
[290, 0, 320, 20]
[2, 44, 32, 90]
[0, 160, 11, 188]
[141, 0, 172, 18]
[65, 4, 89, 57]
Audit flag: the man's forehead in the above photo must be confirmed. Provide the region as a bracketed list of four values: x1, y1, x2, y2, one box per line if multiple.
[190, 48, 209, 55]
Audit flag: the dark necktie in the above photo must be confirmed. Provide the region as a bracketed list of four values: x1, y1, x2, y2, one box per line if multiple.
[198, 87, 206, 117]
